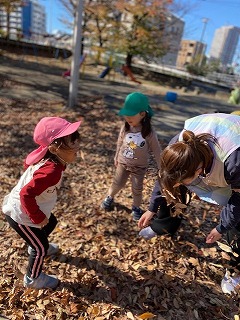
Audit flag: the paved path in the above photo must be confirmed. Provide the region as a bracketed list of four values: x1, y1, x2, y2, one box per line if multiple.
[0, 55, 236, 142]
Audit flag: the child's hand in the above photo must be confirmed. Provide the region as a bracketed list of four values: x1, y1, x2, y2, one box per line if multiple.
[138, 210, 155, 229]
[39, 217, 49, 229]
[206, 227, 222, 243]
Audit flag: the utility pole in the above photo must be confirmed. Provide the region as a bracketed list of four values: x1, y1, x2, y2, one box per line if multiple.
[68, 0, 84, 108]
[198, 18, 209, 67]
[200, 18, 209, 43]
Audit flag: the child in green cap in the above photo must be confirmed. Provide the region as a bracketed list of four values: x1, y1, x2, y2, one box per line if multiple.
[101, 92, 161, 220]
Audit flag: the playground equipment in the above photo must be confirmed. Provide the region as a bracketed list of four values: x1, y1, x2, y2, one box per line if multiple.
[62, 53, 87, 79]
[98, 55, 113, 78]
[165, 91, 178, 103]
[99, 66, 112, 78]
[98, 64, 142, 84]
[121, 65, 142, 84]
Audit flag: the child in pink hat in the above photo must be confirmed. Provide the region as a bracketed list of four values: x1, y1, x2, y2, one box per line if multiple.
[2, 116, 81, 289]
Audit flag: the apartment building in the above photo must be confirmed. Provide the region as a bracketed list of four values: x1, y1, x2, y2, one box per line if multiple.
[176, 40, 205, 69]
[160, 13, 185, 66]
[0, 5, 22, 39]
[209, 25, 240, 66]
[22, 0, 46, 39]
[0, 0, 46, 40]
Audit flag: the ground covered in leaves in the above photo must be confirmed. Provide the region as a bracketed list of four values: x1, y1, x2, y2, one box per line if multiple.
[0, 93, 240, 320]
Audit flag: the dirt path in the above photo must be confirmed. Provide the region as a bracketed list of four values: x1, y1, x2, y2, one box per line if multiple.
[0, 53, 236, 142]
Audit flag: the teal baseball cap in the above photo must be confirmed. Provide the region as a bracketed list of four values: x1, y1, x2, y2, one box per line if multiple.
[118, 92, 154, 117]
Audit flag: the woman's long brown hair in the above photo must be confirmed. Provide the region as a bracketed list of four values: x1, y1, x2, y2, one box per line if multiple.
[159, 130, 217, 204]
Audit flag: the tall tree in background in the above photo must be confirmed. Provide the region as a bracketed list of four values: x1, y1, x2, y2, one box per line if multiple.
[0, 0, 23, 39]
[113, 0, 173, 67]
[59, 0, 116, 59]
[58, 0, 192, 67]
[59, 0, 84, 54]
[84, 0, 117, 48]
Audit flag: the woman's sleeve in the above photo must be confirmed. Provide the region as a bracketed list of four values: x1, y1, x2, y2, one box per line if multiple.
[216, 147, 240, 233]
[148, 129, 162, 169]
[148, 180, 166, 213]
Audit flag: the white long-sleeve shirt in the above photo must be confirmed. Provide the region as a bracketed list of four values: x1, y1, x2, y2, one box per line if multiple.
[2, 159, 65, 228]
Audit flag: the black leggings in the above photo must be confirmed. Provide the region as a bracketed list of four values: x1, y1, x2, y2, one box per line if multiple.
[5, 214, 57, 279]
[150, 195, 240, 272]
[150, 185, 189, 236]
[150, 200, 182, 235]
[226, 225, 240, 272]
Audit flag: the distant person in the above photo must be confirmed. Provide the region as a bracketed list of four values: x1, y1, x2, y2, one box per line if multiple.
[101, 92, 161, 220]
[138, 113, 240, 294]
[2, 116, 81, 289]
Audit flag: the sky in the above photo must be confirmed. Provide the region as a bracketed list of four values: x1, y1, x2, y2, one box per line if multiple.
[38, 0, 240, 61]
[182, 0, 240, 59]
[38, 0, 73, 34]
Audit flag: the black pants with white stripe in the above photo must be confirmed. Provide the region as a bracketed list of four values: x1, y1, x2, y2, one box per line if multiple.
[226, 224, 240, 273]
[5, 214, 57, 279]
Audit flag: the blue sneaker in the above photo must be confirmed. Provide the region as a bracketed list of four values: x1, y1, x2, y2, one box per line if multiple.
[101, 196, 114, 211]
[139, 226, 157, 240]
[24, 272, 59, 289]
[132, 206, 143, 221]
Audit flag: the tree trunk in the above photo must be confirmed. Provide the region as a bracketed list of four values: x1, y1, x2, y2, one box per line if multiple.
[125, 53, 132, 68]
[6, 12, 10, 39]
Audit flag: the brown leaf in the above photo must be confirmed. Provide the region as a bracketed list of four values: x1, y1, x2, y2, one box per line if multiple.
[0, 54, 236, 320]
[137, 312, 156, 319]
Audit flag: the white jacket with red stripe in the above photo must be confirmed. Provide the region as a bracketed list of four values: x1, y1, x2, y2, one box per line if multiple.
[2, 159, 65, 228]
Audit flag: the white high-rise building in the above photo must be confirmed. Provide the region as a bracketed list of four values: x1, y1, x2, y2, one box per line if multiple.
[209, 26, 240, 66]
[160, 13, 185, 66]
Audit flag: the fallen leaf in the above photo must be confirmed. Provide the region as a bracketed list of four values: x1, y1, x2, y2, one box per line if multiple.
[137, 312, 156, 319]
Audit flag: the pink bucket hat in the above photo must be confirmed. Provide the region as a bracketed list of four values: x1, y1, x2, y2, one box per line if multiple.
[25, 117, 81, 165]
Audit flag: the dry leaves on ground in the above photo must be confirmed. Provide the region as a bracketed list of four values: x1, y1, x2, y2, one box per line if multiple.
[0, 96, 239, 320]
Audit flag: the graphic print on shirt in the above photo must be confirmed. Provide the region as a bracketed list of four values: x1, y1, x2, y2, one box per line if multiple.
[122, 132, 146, 159]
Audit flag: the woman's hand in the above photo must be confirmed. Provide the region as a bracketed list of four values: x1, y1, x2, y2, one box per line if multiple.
[138, 210, 155, 229]
[39, 217, 49, 229]
[206, 227, 222, 243]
